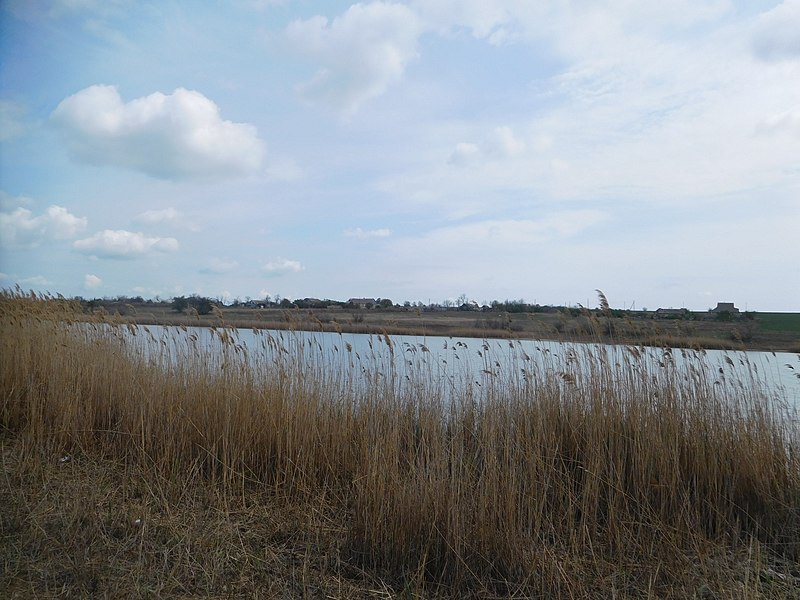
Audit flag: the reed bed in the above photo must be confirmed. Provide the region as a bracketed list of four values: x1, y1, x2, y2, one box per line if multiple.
[2, 290, 799, 598]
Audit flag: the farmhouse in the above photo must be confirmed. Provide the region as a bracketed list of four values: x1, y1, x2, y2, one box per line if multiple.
[711, 302, 740, 315]
[347, 298, 377, 309]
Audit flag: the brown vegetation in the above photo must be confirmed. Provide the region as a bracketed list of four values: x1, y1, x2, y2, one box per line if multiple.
[2, 291, 799, 598]
[82, 299, 800, 353]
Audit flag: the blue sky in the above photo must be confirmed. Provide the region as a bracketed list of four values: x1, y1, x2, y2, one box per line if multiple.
[1, 0, 798, 310]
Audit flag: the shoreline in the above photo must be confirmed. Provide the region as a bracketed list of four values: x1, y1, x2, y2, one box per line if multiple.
[84, 307, 800, 353]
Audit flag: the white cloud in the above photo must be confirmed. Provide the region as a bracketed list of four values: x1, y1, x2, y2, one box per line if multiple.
[414, 1, 731, 50]
[286, 2, 421, 114]
[200, 258, 239, 274]
[46, 206, 88, 238]
[73, 230, 179, 259]
[484, 126, 525, 157]
[376, 211, 608, 296]
[449, 126, 525, 166]
[262, 257, 304, 274]
[51, 85, 265, 181]
[409, 211, 607, 248]
[379, 3, 799, 216]
[411, 0, 520, 44]
[756, 110, 800, 138]
[344, 227, 391, 238]
[0, 204, 87, 247]
[134, 207, 200, 232]
[135, 207, 180, 224]
[84, 273, 102, 289]
[752, 0, 800, 61]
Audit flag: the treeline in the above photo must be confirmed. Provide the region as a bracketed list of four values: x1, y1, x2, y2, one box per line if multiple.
[73, 293, 751, 321]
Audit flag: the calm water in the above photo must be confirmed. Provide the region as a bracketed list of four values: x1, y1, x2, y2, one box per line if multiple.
[116, 324, 800, 412]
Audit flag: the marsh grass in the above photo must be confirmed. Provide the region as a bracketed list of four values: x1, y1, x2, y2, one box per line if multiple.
[2, 290, 799, 598]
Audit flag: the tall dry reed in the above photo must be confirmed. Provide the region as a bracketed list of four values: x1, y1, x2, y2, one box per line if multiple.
[2, 290, 798, 597]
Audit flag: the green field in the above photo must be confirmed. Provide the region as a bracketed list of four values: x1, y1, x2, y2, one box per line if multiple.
[757, 312, 800, 333]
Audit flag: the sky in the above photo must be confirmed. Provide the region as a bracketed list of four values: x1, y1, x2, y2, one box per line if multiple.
[1, 0, 798, 311]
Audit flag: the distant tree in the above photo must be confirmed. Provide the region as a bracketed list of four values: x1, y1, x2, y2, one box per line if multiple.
[172, 296, 189, 313]
[279, 298, 292, 308]
[191, 295, 214, 315]
[379, 298, 393, 309]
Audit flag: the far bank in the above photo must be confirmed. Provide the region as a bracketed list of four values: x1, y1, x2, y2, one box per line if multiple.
[83, 300, 800, 353]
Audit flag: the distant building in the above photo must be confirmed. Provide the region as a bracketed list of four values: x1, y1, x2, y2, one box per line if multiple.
[711, 302, 739, 315]
[347, 298, 376, 309]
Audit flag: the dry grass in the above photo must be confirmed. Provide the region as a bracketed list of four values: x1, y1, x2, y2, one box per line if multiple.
[2, 291, 799, 598]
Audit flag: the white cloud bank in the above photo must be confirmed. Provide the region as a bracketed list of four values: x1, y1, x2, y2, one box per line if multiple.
[752, 0, 800, 61]
[262, 258, 304, 274]
[286, 2, 421, 114]
[51, 85, 265, 181]
[0, 204, 87, 247]
[73, 229, 179, 259]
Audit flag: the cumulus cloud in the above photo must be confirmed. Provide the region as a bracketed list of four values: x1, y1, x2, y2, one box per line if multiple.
[262, 257, 304, 274]
[200, 258, 239, 274]
[84, 273, 102, 289]
[73, 230, 179, 259]
[51, 85, 265, 181]
[344, 227, 392, 238]
[286, 2, 421, 114]
[753, 0, 800, 61]
[0, 204, 88, 247]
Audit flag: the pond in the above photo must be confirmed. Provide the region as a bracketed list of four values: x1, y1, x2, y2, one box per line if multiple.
[113, 324, 800, 414]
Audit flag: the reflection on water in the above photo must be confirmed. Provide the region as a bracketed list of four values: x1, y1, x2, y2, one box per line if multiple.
[110, 324, 800, 414]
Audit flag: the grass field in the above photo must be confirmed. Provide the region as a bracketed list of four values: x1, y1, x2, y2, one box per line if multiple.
[2, 292, 800, 598]
[757, 313, 800, 334]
